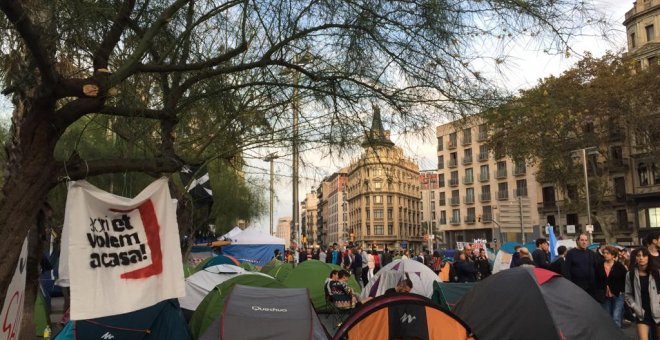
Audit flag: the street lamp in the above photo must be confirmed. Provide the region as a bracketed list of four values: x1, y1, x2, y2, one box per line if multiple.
[284, 51, 314, 249]
[572, 147, 598, 244]
[263, 153, 278, 236]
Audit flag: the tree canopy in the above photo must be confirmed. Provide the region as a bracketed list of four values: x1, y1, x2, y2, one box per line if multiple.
[485, 52, 660, 241]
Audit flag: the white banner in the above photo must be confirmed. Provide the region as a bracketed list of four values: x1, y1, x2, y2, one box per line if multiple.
[0, 236, 28, 340]
[58, 178, 184, 320]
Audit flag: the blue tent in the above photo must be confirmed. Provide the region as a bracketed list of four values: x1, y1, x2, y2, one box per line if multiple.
[55, 300, 191, 340]
[221, 227, 285, 267]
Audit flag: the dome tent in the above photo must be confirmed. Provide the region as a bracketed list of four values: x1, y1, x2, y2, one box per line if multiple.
[360, 259, 439, 300]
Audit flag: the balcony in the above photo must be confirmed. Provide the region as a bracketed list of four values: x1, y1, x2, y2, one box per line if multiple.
[482, 214, 493, 223]
[462, 137, 472, 146]
[464, 195, 475, 204]
[514, 166, 526, 176]
[448, 159, 458, 168]
[463, 156, 473, 165]
[480, 192, 491, 202]
[463, 175, 474, 185]
[465, 216, 476, 224]
[514, 187, 528, 197]
[448, 140, 457, 150]
[496, 169, 507, 179]
[449, 218, 460, 225]
[449, 178, 459, 187]
[450, 197, 460, 206]
[479, 173, 489, 182]
[478, 152, 489, 161]
[497, 191, 509, 200]
[439, 199, 446, 206]
[477, 132, 488, 141]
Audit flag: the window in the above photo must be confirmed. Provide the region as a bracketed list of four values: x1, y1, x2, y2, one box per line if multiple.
[479, 144, 489, 161]
[439, 192, 446, 206]
[374, 181, 382, 190]
[639, 163, 650, 186]
[463, 148, 472, 164]
[478, 124, 487, 141]
[451, 209, 460, 224]
[366, 224, 371, 236]
[616, 209, 628, 230]
[480, 164, 489, 181]
[462, 128, 472, 145]
[614, 177, 626, 202]
[466, 207, 476, 223]
[464, 168, 474, 184]
[366, 209, 370, 219]
[374, 195, 383, 204]
[440, 211, 447, 224]
[374, 209, 383, 220]
[449, 152, 458, 167]
[448, 132, 457, 148]
[498, 182, 508, 200]
[437, 137, 443, 151]
[365, 196, 370, 205]
[450, 171, 459, 186]
[646, 25, 655, 42]
[438, 155, 444, 169]
[496, 161, 507, 178]
[375, 224, 384, 235]
[387, 208, 393, 220]
[516, 179, 528, 197]
[430, 191, 435, 199]
[631, 32, 636, 48]
[387, 195, 393, 204]
[388, 224, 393, 235]
[438, 174, 445, 188]
[650, 208, 660, 228]
[465, 188, 475, 204]
[482, 206, 492, 222]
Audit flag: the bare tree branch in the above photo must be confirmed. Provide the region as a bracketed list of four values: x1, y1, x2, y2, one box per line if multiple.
[59, 157, 182, 181]
[93, 0, 137, 71]
[99, 106, 171, 121]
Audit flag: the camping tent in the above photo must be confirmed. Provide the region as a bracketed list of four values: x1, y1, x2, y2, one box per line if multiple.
[179, 264, 248, 312]
[194, 254, 241, 273]
[219, 226, 242, 240]
[454, 267, 625, 340]
[431, 281, 476, 311]
[333, 294, 473, 340]
[260, 259, 282, 274]
[220, 227, 285, 266]
[189, 273, 286, 338]
[200, 285, 330, 340]
[281, 260, 361, 310]
[268, 262, 294, 281]
[360, 259, 439, 300]
[55, 299, 190, 340]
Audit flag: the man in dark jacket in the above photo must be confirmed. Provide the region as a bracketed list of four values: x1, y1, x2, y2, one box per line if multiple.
[532, 238, 551, 269]
[510, 245, 522, 268]
[565, 234, 597, 298]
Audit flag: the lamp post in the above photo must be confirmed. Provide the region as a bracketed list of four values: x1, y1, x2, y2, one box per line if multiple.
[572, 147, 597, 244]
[264, 153, 278, 236]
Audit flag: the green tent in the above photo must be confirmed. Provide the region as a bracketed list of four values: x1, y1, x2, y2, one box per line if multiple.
[431, 281, 477, 312]
[188, 273, 285, 339]
[282, 260, 361, 310]
[183, 263, 195, 278]
[267, 263, 294, 281]
[239, 261, 257, 271]
[260, 259, 282, 274]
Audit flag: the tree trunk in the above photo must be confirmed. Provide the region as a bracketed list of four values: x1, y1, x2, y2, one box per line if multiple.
[20, 224, 42, 340]
[0, 94, 59, 317]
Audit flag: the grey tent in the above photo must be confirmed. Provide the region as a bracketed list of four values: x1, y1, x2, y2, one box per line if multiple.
[200, 285, 330, 340]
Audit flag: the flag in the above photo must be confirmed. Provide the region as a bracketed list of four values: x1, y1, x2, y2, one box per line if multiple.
[0, 236, 28, 340]
[180, 164, 213, 206]
[57, 178, 184, 320]
[548, 225, 558, 261]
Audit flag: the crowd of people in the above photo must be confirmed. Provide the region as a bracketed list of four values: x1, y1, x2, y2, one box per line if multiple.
[507, 232, 660, 340]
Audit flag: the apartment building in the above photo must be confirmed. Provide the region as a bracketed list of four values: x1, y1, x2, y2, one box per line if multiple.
[345, 107, 422, 251]
[275, 216, 292, 248]
[420, 170, 443, 247]
[624, 0, 660, 69]
[300, 190, 318, 248]
[316, 169, 349, 247]
[436, 118, 540, 247]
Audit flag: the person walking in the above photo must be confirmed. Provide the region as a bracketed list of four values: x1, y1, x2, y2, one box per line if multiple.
[595, 246, 627, 328]
[475, 249, 492, 280]
[532, 238, 551, 270]
[625, 247, 660, 340]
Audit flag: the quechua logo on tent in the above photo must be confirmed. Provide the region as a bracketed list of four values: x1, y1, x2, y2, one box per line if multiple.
[251, 306, 288, 313]
[400, 313, 417, 324]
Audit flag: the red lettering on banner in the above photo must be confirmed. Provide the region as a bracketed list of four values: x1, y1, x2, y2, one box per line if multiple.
[111, 199, 163, 279]
[2, 291, 23, 340]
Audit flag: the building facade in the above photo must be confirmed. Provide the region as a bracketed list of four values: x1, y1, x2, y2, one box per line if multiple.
[624, 0, 660, 69]
[346, 107, 422, 251]
[436, 119, 541, 247]
[275, 216, 292, 248]
[419, 170, 442, 247]
[316, 169, 349, 247]
[300, 191, 318, 248]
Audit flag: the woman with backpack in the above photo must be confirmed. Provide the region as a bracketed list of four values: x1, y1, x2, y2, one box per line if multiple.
[625, 247, 660, 340]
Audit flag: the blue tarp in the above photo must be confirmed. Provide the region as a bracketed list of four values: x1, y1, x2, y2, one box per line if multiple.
[221, 244, 285, 267]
